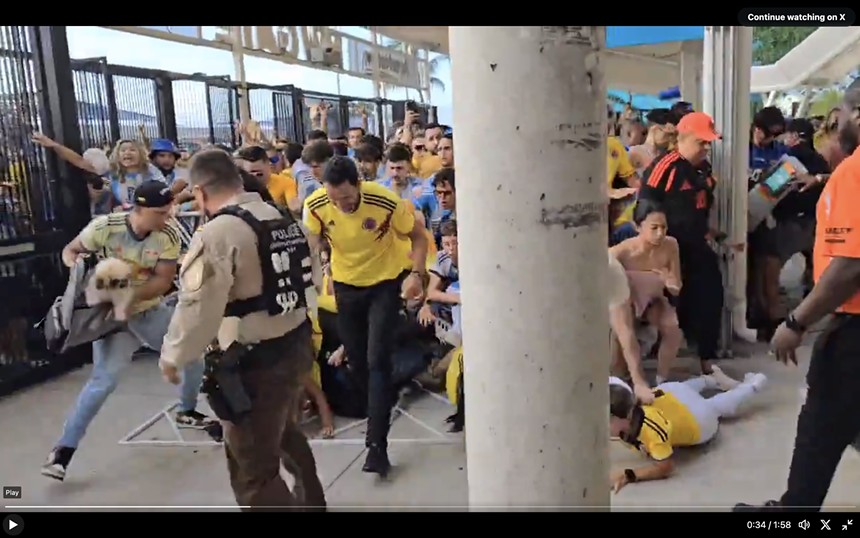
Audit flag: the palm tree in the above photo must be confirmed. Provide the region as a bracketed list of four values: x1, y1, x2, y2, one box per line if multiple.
[809, 89, 844, 117]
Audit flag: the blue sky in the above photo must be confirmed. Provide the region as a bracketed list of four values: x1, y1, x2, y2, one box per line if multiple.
[66, 26, 454, 125]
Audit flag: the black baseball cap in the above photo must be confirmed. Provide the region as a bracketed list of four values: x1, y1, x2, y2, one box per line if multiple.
[134, 180, 175, 208]
[646, 108, 673, 126]
[786, 118, 814, 140]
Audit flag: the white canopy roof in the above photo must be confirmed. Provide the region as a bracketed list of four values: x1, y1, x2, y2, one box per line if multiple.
[375, 27, 695, 95]
[751, 27, 860, 93]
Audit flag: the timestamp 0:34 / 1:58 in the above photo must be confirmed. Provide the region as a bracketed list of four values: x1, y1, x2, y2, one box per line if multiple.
[746, 520, 794, 530]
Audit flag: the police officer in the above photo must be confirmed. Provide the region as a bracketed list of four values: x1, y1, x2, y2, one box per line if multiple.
[158, 149, 325, 511]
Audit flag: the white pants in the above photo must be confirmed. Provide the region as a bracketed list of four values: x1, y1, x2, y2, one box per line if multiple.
[658, 378, 758, 445]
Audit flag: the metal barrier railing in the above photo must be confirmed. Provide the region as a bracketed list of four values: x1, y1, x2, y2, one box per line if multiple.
[69, 58, 437, 149]
[172, 212, 203, 252]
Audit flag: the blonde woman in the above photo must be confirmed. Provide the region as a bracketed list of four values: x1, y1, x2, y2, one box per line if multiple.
[815, 107, 847, 170]
[103, 139, 165, 209]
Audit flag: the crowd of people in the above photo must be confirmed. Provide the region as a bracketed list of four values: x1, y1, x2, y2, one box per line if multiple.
[37, 99, 462, 503]
[605, 81, 860, 511]
[28, 76, 860, 511]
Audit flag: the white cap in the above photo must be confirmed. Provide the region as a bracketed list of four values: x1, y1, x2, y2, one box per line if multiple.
[82, 148, 111, 176]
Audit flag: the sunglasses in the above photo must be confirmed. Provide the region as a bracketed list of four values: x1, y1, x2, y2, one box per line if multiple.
[413, 145, 425, 151]
[269, 155, 281, 164]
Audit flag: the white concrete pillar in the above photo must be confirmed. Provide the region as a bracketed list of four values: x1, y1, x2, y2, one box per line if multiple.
[449, 26, 610, 509]
[702, 26, 756, 350]
[679, 40, 703, 111]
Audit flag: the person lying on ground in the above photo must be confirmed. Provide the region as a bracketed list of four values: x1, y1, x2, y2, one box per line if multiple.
[607, 369, 767, 493]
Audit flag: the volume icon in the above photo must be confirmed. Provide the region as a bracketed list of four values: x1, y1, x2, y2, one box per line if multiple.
[799, 520, 811, 530]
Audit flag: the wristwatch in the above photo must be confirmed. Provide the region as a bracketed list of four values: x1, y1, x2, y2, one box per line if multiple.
[624, 468, 638, 483]
[785, 313, 807, 334]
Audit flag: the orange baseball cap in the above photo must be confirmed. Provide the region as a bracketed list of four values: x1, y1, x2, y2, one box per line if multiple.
[677, 111, 721, 142]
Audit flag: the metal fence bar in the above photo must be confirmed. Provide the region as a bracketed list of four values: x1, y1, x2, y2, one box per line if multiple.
[1, 26, 92, 398]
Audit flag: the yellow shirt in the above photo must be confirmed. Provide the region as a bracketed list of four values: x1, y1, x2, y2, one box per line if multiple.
[267, 172, 298, 207]
[627, 390, 702, 461]
[78, 213, 180, 314]
[607, 136, 637, 228]
[304, 181, 415, 287]
[318, 273, 337, 313]
[414, 153, 443, 179]
[311, 313, 324, 356]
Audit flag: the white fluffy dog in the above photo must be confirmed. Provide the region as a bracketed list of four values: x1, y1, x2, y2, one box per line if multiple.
[85, 258, 134, 321]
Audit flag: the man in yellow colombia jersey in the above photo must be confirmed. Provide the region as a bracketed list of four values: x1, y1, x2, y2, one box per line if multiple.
[303, 156, 428, 477]
[607, 369, 767, 492]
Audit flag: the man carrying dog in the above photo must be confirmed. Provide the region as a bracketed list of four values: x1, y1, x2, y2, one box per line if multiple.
[42, 180, 212, 482]
[158, 150, 326, 511]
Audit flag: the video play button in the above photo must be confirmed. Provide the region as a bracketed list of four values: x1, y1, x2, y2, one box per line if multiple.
[3, 514, 23, 536]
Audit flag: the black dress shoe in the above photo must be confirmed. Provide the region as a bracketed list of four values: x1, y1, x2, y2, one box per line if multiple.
[362, 444, 391, 477]
[733, 500, 782, 512]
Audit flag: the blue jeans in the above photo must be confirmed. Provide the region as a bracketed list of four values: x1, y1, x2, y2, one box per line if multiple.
[57, 303, 205, 449]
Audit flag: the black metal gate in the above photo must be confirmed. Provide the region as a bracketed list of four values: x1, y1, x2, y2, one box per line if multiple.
[270, 87, 301, 143]
[0, 26, 91, 398]
[344, 97, 384, 139]
[298, 90, 347, 140]
[206, 80, 239, 149]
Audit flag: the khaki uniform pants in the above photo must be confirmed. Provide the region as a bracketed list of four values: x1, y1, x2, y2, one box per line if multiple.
[222, 322, 326, 511]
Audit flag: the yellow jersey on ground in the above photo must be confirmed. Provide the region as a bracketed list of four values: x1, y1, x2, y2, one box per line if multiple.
[625, 390, 701, 461]
[303, 181, 415, 287]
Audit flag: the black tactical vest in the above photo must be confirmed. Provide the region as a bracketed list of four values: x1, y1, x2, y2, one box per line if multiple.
[212, 204, 314, 318]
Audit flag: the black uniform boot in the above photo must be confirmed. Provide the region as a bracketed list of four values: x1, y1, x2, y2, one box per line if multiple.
[362, 443, 391, 477]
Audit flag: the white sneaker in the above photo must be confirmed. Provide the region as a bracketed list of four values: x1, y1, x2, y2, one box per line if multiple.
[743, 372, 768, 392]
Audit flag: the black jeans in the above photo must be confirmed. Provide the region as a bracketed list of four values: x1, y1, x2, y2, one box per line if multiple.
[333, 275, 403, 448]
[780, 314, 860, 510]
[677, 240, 724, 361]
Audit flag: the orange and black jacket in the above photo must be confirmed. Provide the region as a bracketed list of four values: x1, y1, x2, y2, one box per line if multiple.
[639, 151, 713, 246]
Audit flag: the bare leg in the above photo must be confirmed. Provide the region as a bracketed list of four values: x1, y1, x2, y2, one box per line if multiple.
[646, 300, 681, 382]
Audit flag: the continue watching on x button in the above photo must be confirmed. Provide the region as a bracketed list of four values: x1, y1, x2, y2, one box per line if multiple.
[3, 514, 23, 536]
